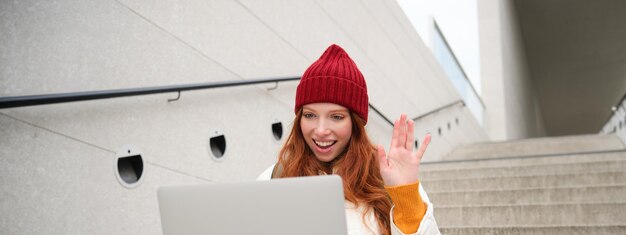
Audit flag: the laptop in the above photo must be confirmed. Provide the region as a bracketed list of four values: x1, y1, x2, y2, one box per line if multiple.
[157, 175, 348, 235]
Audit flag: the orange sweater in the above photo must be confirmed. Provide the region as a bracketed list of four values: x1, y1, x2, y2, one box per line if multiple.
[385, 181, 427, 234]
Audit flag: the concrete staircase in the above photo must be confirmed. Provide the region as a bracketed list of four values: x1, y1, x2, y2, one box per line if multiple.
[420, 134, 626, 235]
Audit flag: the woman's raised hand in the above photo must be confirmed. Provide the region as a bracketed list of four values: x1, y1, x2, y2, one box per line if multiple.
[377, 114, 431, 186]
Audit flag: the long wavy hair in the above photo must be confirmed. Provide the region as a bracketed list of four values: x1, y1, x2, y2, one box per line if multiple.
[277, 108, 392, 235]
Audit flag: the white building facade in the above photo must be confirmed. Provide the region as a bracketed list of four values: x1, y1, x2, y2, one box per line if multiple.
[4, 0, 612, 233]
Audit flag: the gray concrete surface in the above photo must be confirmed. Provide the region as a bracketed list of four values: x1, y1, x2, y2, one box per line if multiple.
[429, 184, 626, 206]
[436, 203, 626, 227]
[423, 171, 626, 192]
[440, 225, 626, 235]
[430, 133, 626, 233]
[423, 149, 626, 171]
[422, 159, 626, 180]
[444, 134, 625, 161]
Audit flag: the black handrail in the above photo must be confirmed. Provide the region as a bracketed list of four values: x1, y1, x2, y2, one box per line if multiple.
[614, 93, 626, 109]
[368, 104, 393, 126]
[604, 92, 626, 127]
[412, 99, 464, 121]
[0, 77, 300, 109]
[0, 76, 397, 128]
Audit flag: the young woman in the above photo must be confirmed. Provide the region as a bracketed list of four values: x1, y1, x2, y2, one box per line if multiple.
[258, 44, 440, 235]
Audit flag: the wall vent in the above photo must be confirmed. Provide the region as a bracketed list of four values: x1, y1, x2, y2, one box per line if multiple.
[115, 146, 144, 188]
[272, 122, 283, 141]
[209, 132, 226, 160]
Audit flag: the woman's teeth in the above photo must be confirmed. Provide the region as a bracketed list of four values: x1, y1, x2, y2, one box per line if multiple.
[314, 140, 335, 147]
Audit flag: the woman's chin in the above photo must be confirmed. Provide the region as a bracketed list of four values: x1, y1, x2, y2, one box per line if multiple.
[314, 154, 338, 163]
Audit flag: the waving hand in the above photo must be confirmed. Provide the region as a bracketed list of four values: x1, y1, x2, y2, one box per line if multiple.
[377, 114, 431, 186]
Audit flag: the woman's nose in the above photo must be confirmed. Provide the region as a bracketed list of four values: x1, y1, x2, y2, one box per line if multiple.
[314, 121, 331, 136]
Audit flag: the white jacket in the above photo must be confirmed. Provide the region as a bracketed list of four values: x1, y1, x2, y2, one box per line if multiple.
[257, 164, 441, 235]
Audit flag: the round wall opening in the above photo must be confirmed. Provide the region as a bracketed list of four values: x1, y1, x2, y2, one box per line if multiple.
[272, 122, 283, 141]
[209, 134, 227, 160]
[438, 127, 442, 136]
[115, 145, 144, 188]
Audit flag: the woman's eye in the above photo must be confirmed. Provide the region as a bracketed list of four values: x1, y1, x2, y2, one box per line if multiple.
[303, 113, 316, 118]
[331, 115, 344, 120]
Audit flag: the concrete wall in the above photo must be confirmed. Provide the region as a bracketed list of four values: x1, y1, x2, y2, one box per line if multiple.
[0, 0, 486, 234]
[478, 0, 546, 141]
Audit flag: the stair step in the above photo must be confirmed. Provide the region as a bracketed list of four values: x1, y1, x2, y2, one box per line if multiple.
[421, 160, 626, 180]
[435, 202, 626, 227]
[429, 184, 626, 206]
[443, 134, 625, 161]
[426, 134, 626, 231]
[440, 225, 626, 235]
[422, 151, 626, 171]
[422, 171, 626, 192]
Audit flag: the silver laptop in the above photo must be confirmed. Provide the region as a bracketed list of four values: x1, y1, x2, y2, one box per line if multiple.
[157, 175, 348, 235]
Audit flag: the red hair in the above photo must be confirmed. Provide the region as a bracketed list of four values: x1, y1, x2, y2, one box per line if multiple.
[277, 109, 392, 235]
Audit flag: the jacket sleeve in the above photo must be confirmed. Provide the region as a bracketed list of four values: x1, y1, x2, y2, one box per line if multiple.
[390, 183, 441, 235]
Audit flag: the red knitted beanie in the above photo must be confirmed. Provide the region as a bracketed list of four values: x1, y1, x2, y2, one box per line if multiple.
[295, 44, 369, 123]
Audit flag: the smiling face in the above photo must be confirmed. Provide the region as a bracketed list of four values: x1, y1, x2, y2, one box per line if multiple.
[300, 103, 353, 163]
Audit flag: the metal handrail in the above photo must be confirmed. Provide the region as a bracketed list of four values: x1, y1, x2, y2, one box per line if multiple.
[603, 92, 626, 128]
[614, 93, 626, 108]
[368, 104, 393, 126]
[0, 76, 397, 127]
[412, 99, 465, 121]
[0, 77, 300, 109]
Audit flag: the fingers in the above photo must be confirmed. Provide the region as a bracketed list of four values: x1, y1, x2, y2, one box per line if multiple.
[405, 119, 415, 150]
[396, 114, 407, 148]
[376, 145, 388, 167]
[390, 120, 399, 148]
[415, 133, 431, 161]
